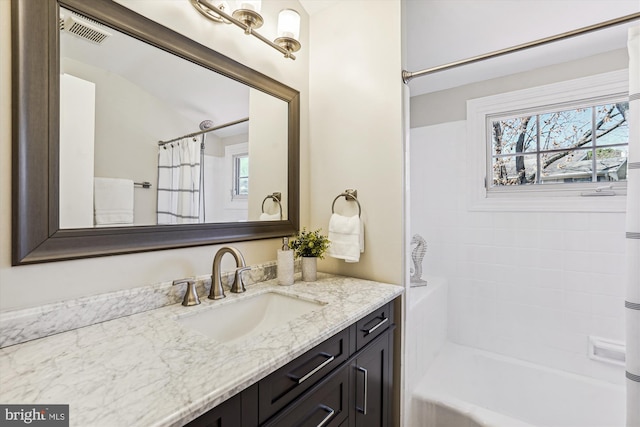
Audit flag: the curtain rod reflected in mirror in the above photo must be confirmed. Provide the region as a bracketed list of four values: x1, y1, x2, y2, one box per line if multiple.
[158, 117, 249, 146]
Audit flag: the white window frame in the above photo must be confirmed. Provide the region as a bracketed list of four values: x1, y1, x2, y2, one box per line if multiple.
[224, 142, 249, 210]
[467, 70, 629, 212]
[232, 153, 249, 200]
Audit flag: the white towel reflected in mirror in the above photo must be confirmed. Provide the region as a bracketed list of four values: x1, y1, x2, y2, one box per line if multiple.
[94, 177, 134, 226]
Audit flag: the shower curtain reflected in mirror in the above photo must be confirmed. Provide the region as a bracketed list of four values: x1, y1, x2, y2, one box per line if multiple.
[157, 136, 203, 224]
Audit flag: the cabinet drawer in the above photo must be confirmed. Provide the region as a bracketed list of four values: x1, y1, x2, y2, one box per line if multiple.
[258, 327, 350, 423]
[355, 302, 392, 351]
[262, 364, 349, 427]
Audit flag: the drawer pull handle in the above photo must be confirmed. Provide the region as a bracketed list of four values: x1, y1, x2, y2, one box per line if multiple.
[296, 353, 335, 384]
[356, 366, 368, 415]
[316, 405, 335, 427]
[363, 316, 388, 335]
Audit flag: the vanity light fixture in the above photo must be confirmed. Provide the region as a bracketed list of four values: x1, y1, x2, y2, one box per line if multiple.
[233, 0, 264, 34]
[190, 0, 302, 60]
[275, 9, 301, 59]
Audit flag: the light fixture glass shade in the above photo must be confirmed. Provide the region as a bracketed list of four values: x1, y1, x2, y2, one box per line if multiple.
[277, 9, 300, 40]
[237, 0, 261, 13]
[221, 0, 235, 13]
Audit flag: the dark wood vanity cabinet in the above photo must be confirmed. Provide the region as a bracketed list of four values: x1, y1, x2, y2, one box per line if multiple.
[184, 390, 241, 427]
[184, 384, 258, 427]
[263, 363, 350, 427]
[186, 300, 396, 427]
[258, 328, 352, 423]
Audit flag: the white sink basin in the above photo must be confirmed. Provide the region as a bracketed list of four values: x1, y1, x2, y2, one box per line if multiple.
[175, 292, 325, 343]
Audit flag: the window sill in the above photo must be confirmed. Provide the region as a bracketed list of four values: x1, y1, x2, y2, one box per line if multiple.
[468, 194, 627, 213]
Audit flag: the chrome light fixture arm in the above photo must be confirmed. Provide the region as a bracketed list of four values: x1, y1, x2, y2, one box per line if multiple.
[193, 0, 300, 60]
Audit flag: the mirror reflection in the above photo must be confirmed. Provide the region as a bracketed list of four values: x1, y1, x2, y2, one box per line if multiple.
[58, 7, 288, 229]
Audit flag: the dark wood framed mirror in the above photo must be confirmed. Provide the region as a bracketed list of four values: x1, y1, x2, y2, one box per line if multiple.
[11, 0, 300, 265]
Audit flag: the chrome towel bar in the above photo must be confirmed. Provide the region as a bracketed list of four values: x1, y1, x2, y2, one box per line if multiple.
[331, 189, 361, 218]
[261, 192, 282, 219]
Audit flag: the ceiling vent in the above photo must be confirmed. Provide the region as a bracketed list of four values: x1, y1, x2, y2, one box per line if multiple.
[61, 14, 111, 45]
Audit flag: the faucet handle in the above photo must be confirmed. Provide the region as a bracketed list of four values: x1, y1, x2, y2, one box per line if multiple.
[173, 278, 201, 306]
[231, 267, 251, 293]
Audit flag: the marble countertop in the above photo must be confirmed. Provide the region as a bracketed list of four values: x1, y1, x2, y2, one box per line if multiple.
[0, 274, 403, 427]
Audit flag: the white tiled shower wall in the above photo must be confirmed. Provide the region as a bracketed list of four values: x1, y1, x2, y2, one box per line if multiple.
[410, 121, 626, 384]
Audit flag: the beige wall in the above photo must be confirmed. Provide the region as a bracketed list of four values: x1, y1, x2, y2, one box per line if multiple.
[0, 0, 404, 311]
[308, 0, 404, 285]
[0, 0, 310, 310]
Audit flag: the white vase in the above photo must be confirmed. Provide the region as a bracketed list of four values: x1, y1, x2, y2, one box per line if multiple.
[301, 257, 317, 282]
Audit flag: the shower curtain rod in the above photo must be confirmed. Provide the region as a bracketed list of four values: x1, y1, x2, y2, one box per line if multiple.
[402, 12, 640, 84]
[158, 117, 249, 146]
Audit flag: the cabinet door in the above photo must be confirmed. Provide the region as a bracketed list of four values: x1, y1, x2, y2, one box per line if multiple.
[184, 384, 258, 427]
[184, 392, 242, 427]
[350, 330, 392, 427]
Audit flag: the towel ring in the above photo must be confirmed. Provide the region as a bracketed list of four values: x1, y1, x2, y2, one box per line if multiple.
[331, 189, 361, 218]
[261, 192, 283, 219]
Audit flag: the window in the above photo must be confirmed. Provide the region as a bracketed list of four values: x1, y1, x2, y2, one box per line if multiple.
[224, 142, 249, 210]
[467, 70, 629, 212]
[233, 154, 249, 199]
[490, 102, 629, 187]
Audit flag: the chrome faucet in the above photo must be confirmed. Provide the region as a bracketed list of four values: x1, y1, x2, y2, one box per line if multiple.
[209, 246, 250, 300]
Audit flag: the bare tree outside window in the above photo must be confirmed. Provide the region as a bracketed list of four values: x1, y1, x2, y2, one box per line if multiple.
[491, 101, 629, 186]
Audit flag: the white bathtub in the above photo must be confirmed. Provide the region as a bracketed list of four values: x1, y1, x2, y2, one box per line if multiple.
[406, 278, 626, 427]
[412, 343, 625, 427]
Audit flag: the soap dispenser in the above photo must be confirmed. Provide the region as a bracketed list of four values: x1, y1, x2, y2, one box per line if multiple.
[277, 237, 294, 286]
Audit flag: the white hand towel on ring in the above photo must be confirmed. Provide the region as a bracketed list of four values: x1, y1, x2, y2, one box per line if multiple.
[327, 213, 364, 263]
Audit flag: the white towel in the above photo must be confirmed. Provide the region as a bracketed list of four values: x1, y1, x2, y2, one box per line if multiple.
[259, 212, 281, 221]
[327, 213, 364, 263]
[94, 177, 134, 226]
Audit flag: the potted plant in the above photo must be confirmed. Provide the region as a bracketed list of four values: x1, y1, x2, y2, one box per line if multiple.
[289, 228, 330, 281]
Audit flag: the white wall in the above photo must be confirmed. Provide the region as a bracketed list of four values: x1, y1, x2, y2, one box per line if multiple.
[308, 0, 404, 285]
[248, 90, 288, 221]
[59, 73, 95, 229]
[0, 0, 310, 311]
[62, 58, 195, 226]
[409, 54, 628, 384]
